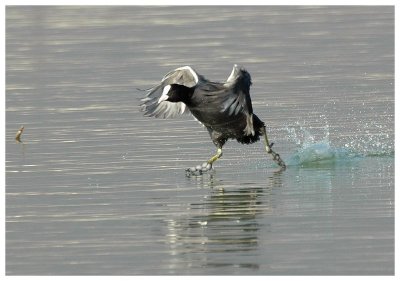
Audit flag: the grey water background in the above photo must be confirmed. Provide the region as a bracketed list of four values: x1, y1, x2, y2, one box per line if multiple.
[6, 6, 394, 275]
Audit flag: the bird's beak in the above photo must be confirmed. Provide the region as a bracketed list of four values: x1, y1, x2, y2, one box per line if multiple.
[158, 85, 171, 103]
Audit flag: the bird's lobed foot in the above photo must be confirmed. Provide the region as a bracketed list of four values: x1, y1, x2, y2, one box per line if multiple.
[266, 144, 286, 169]
[185, 162, 213, 176]
[270, 150, 286, 169]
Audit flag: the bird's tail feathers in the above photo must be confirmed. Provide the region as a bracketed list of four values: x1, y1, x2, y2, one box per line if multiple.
[243, 114, 255, 136]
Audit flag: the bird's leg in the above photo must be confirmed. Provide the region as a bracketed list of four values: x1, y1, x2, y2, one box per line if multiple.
[186, 148, 223, 176]
[207, 148, 223, 165]
[261, 126, 286, 169]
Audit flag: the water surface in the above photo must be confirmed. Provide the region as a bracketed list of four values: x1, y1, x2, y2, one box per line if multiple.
[6, 6, 394, 275]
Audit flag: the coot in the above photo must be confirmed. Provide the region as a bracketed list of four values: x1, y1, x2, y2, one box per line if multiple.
[140, 65, 286, 175]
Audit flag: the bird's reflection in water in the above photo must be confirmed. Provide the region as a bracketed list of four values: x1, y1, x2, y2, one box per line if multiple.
[164, 171, 283, 274]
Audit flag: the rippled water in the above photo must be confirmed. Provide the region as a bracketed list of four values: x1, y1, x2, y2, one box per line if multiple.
[6, 6, 394, 275]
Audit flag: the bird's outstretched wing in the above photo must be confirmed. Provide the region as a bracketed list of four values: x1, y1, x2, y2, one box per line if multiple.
[221, 65, 255, 136]
[140, 66, 199, 118]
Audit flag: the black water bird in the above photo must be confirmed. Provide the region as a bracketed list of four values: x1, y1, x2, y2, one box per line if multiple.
[140, 65, 286, 174]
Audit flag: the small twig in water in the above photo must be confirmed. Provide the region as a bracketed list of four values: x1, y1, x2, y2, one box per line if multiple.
[15, 126, 24, 143]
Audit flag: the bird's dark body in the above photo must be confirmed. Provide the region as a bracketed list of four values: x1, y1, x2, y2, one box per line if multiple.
[187, 87, 265, 146]
[140, 65, 286, 173]
[164, 74, 264, 147]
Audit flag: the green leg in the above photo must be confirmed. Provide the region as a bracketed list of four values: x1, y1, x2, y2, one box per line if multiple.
[261, 126, 286, 169]
[186, 148, 223, 175]
[207, 148, 223, 165]
[262, 128, 272, 153]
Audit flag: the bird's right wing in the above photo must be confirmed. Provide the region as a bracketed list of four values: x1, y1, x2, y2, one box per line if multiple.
[140, 66, 199, 118]
[221, 65, 255, 136]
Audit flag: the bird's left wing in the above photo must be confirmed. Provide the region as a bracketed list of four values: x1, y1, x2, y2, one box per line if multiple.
[221, 65, 255, 136]
[140, 66, 199, 118]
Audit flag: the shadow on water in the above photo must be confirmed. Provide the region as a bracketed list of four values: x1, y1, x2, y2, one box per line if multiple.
[163, 171, 284, 274]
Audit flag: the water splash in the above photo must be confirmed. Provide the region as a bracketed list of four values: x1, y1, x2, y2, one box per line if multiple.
[284, 121, 393, 167]
[342, 123, 394, 158]
[286, 124, 342, 166]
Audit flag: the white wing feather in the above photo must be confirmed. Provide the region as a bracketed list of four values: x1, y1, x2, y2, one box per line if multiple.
[140, 66, 199, 118]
